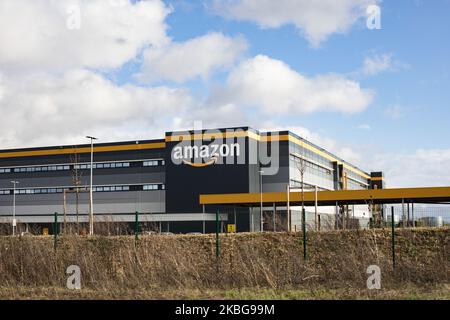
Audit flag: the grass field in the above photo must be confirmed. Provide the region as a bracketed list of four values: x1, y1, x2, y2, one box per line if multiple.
[0, 228, 448, 300]
[1, 284, 449, 300]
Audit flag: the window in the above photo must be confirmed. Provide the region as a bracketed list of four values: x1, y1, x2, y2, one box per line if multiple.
[143, 184, 163, 191]
[144, 160, 159, 166]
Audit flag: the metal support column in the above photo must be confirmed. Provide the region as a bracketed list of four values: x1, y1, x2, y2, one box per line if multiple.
[202, 204, 206, 234]
[314, 186, 318, 231]
[335, 201, 339, 230]
[216, 210, 220, 258]
[134, 211, 139, 241]
[402, 198, 405, 228]
[391, 206, 396, 269]
[302, 208, 307, 260]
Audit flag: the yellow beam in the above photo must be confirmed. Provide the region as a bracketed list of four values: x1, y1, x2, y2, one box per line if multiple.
[199, 186, 450, 206]
[0, 142, 166, 159]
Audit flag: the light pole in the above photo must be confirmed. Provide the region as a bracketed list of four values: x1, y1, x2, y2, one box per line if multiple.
[259, 169, 264, 232]
[86, 136, 97, 236]
[10, 180, 19, 236]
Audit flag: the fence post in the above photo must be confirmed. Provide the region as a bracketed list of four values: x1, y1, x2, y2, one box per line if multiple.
[391, 206, 396, 269]
[54, 212, 58, 250]
[302, 208, 307, 260]
[216, 209, 220, 258]
[135, 211, 139, 242]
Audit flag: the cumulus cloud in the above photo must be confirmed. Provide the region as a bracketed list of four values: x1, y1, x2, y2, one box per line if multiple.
[0, 0, 170, 71]
[212, 0, 379, 47]
[0, 70, 193, 148]
[361, 53, 393, 76]
[137, 32, 248, 83]
[210, 55, 374, 114]
[368, 149, 450, 188]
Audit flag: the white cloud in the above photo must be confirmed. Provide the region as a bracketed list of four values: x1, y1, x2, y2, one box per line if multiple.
[137, 32, 248, 83]
[0, 70, 193, 148]
[368, 149, 450, 188]
[211, 55, 374, 114]
[212, 0, 379, 47]
[0, 0, 170, 71]
[361, 53, 393, 76]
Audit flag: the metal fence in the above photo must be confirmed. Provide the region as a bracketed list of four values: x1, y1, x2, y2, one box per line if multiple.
[389, 204, 450, 228]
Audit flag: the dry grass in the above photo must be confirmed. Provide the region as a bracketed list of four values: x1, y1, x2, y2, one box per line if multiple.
[0, 228, 448, 299]
[1, 284, 448, 300]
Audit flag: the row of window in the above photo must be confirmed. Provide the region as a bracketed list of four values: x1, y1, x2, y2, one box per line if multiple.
[0, 159, 164, 174]
[290, 143, 334, 168]
[290, 154, 335, 190]
[290, 155, 333, 177]
[0, 184, 165, 195]
[290, 143, 369, 183]
[346, 170, 369, 186]
[74, 162, 130, 170]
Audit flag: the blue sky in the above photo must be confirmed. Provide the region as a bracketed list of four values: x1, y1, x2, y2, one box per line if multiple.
[158, 0, 450, 152]
[0, 0, 449, 187]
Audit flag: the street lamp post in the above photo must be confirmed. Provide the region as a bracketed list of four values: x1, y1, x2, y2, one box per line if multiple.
[86, 136, 97, 236]
[10, 180, 19, 236]
[259, 170, 264, 232]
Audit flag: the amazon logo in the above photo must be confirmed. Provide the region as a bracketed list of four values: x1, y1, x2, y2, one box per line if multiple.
[172, 143, 240, 167]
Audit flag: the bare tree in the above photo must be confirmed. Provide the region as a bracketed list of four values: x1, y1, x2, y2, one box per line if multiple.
[295, 146, 307, 230]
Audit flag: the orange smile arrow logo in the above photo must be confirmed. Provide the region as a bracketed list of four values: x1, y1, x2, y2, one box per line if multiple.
[182, 154, 219, 168]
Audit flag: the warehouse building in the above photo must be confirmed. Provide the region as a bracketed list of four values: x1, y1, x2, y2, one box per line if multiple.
[0, 127, 383, 234]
